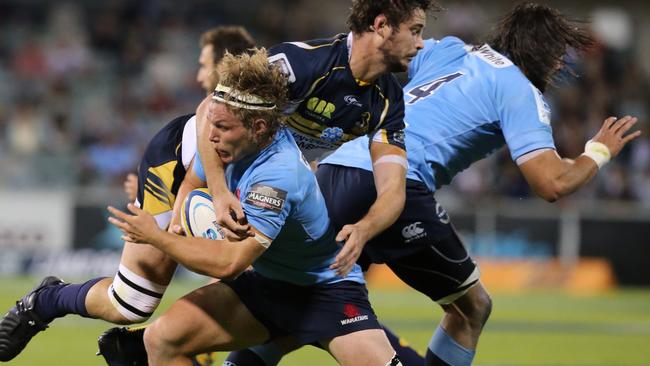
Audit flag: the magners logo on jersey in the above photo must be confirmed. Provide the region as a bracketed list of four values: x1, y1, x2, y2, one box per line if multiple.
[306, 97, 335, 119]
[245, 184, 287, 214]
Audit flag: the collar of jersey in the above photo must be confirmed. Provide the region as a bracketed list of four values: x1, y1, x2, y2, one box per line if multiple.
[347, 32, 372, 87]
[232, 128, 287, 168]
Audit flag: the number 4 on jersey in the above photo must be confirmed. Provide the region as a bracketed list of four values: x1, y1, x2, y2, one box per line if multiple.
[406, 72, 464, 105]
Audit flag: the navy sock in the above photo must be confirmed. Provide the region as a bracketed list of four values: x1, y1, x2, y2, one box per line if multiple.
[425, 350, 451, 366]
[381, 324, 424, 366]
[34, 277, 105, 322]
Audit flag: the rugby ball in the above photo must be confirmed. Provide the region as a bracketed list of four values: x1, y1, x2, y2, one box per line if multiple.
[181, 188, 226, 240]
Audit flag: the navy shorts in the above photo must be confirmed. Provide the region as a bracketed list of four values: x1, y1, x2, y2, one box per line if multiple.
[316, 164, 479, 303]
[222, 271, 381, 345]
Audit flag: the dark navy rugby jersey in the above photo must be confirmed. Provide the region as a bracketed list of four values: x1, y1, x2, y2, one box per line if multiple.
[268, 33, 406, 161]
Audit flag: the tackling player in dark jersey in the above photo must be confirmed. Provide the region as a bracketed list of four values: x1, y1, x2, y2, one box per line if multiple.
[198, 0, 439, 286]
[218, 1, 440, 365]
[267, 33, 407, 162]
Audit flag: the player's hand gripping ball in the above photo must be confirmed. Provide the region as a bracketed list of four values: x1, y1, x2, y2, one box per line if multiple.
[181, 188, 227, 240]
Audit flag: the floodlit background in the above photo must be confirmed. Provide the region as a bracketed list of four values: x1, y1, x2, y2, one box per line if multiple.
[0, 0, 649, 365]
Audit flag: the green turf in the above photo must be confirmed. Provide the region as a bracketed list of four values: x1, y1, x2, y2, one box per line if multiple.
[1, 277, 649, 365]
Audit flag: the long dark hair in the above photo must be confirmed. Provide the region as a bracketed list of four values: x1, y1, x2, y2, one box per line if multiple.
[488, 3, 594, 92]
[347, 0, 442, 34]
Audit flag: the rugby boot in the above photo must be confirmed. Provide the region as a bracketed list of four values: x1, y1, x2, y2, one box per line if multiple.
[97, 326, 148, 366]
[0, 276, 66, 361]
[97, 326, 218, 366]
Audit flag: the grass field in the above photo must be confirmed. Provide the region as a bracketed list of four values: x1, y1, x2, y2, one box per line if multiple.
[2, 277, 650, 366]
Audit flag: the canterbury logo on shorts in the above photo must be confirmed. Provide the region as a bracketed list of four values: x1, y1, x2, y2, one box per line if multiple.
[401, 222, 427, 243]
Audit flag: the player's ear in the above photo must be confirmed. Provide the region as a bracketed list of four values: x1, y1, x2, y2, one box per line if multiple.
[252, 118, 269, 140]
[372, 14, 389, 38]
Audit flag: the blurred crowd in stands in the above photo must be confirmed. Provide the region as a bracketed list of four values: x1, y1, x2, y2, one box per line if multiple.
[0, 1, 648, 205]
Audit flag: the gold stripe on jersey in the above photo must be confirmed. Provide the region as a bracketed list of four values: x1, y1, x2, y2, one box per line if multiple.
[145, 175, 167, 196]
[287, 116, 324, 137]
[145, 172, 170, 199]
[356, 79, 371, 86]
[287, 35, 345, 50]
[143, 187, 170, 212]
[378, 98, 390, 129]
[365, 84, 389, 136]
[142, 161, 178, 216]
[145, 178, 170, 205]
[303, 66, 347, 99]
[372, 129, 389, 144]
[373, 84, 387, 99]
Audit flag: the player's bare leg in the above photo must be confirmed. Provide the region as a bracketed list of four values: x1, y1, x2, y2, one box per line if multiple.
[426, 282, 492, 366]
[323, 329, 400, 366]
[85, 240, 178, 323]
[144, 282, 269, 366]
[440, 282, 492, 348]
[0, 237, 177, 361]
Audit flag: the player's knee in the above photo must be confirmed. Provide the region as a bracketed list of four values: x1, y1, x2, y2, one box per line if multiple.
[445, 284, 492, 331]
[144, 316, 186, 360]
[463, 285, 492, 328]
[107, 264, 167, 324]
[143, 321, 167, 359]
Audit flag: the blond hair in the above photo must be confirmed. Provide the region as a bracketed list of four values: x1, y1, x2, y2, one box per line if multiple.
[215, 48, 288, 142]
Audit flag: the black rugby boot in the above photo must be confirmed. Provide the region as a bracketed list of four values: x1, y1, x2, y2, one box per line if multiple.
[0, 276, 65, 361]
[97, 326, 218, 366]
[97, 326, 148, 366]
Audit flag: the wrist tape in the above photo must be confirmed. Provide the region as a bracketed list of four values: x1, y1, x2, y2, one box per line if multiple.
[581, 140, 611, 169]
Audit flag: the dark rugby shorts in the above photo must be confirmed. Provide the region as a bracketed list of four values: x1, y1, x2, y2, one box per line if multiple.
[316, 164, 479, 303]
[222, 270, 381, 346]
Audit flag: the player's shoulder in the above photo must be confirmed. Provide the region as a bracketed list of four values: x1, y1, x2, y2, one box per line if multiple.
[285, 33, 347, 50]
[374, 72, 404, 98]
[465, 43, 523, 80]
[269, 34, 347, 92]
[269, 34, 346, 66]
[244, 161, 308, 209]
[466, 43, 512, 68]
[147, 113, 195, 148]
[163, 113, 196, 130]
[462, 43, 533, 90]
[250, 130, 312, 189]
[409, 36, 468, 77]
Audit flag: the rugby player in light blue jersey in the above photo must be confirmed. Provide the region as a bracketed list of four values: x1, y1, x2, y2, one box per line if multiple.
[197, 0, 441, 281]
[105, 49, 402, 366]
[232, 3, 641, 366]
[0, 29, 256, 366]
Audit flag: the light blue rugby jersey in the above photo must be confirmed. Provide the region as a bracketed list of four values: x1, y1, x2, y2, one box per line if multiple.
[322, 37, 556, 192]
[194, 127, 364, 286]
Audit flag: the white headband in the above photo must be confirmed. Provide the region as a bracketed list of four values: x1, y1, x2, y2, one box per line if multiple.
[211, 84, 276, 110]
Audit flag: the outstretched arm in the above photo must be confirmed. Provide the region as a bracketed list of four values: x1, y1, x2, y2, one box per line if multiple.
[331, 141, 406, 275]
[108, 203, 268, 280]
[519, 115, 641, 202]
